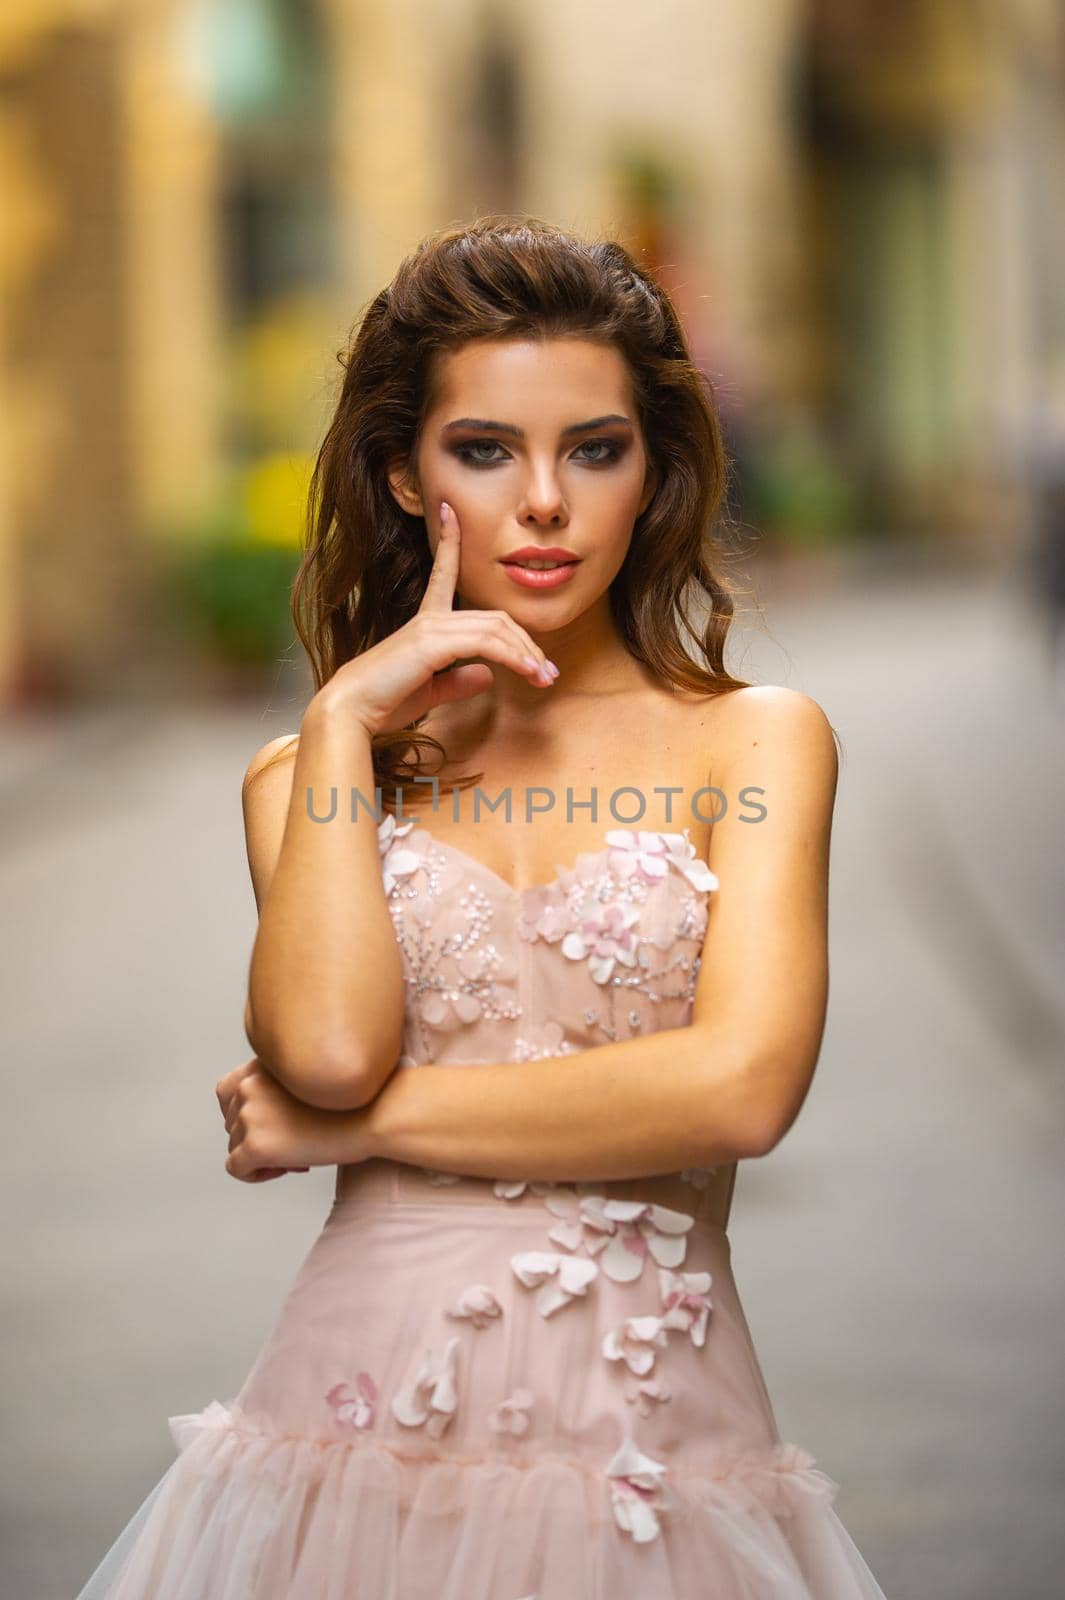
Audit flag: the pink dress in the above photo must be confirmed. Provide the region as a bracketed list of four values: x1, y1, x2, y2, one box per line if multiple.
[76, 818, 888, 1599]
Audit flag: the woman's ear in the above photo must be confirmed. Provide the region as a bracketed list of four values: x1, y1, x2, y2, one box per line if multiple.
[386, 458, 425, 518]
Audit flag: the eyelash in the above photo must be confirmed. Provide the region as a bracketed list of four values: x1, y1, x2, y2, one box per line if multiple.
[453, 438, 624, 469]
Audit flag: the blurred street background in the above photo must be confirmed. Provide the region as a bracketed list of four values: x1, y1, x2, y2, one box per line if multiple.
[1, 2, 1063, 1597]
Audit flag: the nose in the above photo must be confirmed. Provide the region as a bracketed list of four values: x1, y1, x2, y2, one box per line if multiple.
[517, 461, 568, 528]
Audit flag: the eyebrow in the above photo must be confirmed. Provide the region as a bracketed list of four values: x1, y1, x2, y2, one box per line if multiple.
[440, 414, 634, 439]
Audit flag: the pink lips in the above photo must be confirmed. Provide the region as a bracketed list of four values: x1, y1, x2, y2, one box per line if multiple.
[501, 546, 580, 564]
[499, 547, 582, 591]
[500, 558, 581, 590]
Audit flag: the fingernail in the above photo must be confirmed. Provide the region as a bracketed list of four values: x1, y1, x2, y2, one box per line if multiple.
[546, 660, 560, 677]
[440, 501, 450, 524]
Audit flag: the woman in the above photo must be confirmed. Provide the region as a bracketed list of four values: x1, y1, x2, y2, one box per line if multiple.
[77, 216, 888, 1597]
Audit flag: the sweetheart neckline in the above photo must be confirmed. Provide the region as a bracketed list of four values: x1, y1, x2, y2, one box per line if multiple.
[378, 819, 716, 902]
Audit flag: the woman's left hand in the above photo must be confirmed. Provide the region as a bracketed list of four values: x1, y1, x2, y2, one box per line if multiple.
[215, 1058, 376, 1183]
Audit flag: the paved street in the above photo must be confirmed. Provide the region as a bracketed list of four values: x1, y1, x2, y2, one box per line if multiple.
[3, 548, 1063, 1599]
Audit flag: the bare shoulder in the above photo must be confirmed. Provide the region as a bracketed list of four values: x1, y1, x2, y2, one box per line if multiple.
[709, 685, 839, 774]
[241, 734, 300, 915]
[242, 732, 300, 795]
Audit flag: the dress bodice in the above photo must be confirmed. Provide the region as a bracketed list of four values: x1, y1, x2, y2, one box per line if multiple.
[335, 815, 737, 1227]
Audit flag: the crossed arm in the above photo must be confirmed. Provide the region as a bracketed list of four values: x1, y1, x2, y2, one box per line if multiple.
[231, 688, 838, 1183]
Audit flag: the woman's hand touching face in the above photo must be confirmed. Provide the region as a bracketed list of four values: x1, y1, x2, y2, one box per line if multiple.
[317, 498, 559, 736]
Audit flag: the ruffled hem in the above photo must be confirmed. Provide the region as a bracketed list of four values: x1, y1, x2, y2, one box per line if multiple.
[77, 1398, 888, 1600]
[170, 1398, 840, 1514]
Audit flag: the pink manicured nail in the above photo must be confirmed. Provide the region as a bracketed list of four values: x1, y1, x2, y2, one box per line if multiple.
[440, 501, 450, 524]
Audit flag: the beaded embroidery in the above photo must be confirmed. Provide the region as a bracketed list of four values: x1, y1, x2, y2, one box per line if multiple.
[378, 818, 715, 1053]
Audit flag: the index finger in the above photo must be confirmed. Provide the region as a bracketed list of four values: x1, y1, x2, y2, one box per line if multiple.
[417, 500, 460, 614]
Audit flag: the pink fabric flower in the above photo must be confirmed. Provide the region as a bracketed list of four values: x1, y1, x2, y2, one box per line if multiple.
[657, 1267, 714, 1346]
[420, 950, 493, 1026]
[605, 1437, 672, 1543]
[487, 1387, 535, 1436]
[324, 1371, 377, 1430]
[444, 1284, 503, 1329]
[604, 828, 675, 884]
[601, 1314, 669, 1376]
[516, 886, 572, 945]
[622, 1373, 672, 1415]
[544, 1190, 695, 1281]
[390, 1335, 461, 1437]
[510, 1249, 599, 1317]
[560, 900, 642, 985]
[606, 827, 719, 895]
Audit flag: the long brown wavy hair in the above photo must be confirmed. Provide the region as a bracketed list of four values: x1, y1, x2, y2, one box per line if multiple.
[276, 213, 754, 807]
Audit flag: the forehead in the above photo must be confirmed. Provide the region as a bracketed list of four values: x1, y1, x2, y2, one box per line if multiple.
[426, 337, 636, 416]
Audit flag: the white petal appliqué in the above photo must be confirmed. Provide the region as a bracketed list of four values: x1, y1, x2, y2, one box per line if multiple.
[546, 1219, 584, 1251]
[657, 1267, 713, 1346]
[599, 1227, 650, 1283]
[645, 1230, 690, 1270]
[511, 1249, 599, 1316]
[377, 814, 420, 896]
[390, 1335, 461, 1437]
[487, 1387, 535, 1436]
[542, 1187, 583, 1221]
[622, 1373, 672, 1415]
[605, 1436, 672, 1543]
[540, 1192, 695, 1282]
[493, 1178, 559, 1201]
[675, 853, 719, 894]
[601, 1314, 669, 1375]
[444, 1283, 504, 1329]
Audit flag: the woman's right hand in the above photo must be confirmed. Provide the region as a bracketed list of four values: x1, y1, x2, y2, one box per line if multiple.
[318, 501, 559, 736]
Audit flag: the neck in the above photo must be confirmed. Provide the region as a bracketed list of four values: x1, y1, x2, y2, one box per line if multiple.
[471, 597, 654, 717]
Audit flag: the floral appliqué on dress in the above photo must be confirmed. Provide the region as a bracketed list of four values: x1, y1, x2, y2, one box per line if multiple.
[373, 814, 721, 1543]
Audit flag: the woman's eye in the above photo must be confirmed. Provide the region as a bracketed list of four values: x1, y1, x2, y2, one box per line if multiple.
[456, 440, 508, 466]
[455, 438, 623, 468]
[575, 438, 622, 464]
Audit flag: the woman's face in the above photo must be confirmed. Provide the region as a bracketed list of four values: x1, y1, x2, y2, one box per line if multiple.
[388, 337, 657, 629]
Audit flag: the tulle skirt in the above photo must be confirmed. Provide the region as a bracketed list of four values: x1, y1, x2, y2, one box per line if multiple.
[75, 1161, 888, 1598]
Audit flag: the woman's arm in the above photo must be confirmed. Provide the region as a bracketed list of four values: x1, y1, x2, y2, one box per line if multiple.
[364, 1022, 758, 1180]
[240, 512, 557, 1117]
[317, 687, 839, 1181]
[242, 694, 405, 1111]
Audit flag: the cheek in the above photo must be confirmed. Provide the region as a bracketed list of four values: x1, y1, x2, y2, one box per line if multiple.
[583, 464, 648, 521]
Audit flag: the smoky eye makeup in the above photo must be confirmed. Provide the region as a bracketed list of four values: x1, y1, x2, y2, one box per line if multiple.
[449, 436, 629, 469]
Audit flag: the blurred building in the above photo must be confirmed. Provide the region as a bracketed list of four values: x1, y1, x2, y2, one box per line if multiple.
[0, 0, 1062, 704]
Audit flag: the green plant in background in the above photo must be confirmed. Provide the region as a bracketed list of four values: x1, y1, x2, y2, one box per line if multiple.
[162, 451, 311, 668]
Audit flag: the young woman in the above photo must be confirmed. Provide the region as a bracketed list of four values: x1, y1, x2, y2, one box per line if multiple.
[77, 216, 888, 1597]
